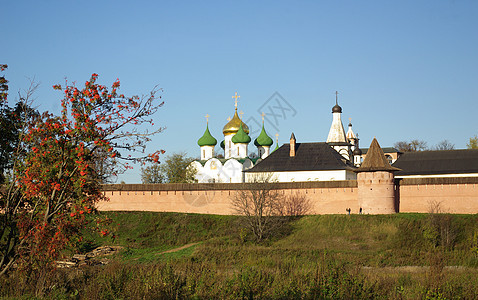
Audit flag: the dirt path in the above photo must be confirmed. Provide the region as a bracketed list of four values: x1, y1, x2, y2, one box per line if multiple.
[159, 242, 200, 255]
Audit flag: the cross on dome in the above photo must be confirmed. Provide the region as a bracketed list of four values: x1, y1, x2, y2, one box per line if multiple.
[232, 92, 240, 109]
[205, 114, 210, 123]
[261, 112, 265, 122]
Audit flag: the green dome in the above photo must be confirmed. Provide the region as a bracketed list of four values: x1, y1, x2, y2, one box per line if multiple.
[231, 123, 251, 144]
[272, 143, 279, 152]
[254, 124, 273, 147]
[197, 124, 217, 147]
[220, 140, 225, 149]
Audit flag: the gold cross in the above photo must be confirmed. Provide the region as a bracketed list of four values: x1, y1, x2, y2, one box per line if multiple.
[239, 111, 244, 119]
[275, 133, 279, 142]
[349, 117, 352, 123]
[261, 112, 265, 122]
[232, 92, 240, 108]
[205, 114, 210, 123]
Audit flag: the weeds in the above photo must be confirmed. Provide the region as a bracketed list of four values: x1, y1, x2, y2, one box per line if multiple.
[2, 212, 478, 299]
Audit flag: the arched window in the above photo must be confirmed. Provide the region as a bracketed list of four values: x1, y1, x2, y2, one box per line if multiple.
[385, 154, 393, 164]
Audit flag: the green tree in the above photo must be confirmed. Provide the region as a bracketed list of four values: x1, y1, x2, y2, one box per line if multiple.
[160, 152, 197, 183]
[0, 65, 40, 184]
[467, 135, 478, 149]
[141, 163, 164, 183]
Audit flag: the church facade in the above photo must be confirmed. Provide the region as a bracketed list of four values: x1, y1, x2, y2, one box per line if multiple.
[191, 93, 276, 183]
[191, 92, 363, 183]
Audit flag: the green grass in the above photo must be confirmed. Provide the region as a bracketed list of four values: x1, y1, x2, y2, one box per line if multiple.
[4, 212, 478, 299]
[79, 212, 478, 267]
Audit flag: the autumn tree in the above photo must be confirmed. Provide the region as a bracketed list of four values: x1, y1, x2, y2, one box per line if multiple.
[0, 71, 164, 275]
[432, 140, 455, 151]
[232, 174, 283, 242]
[394, 139, 428, 152]
[278, 192, 312, 217]
[467, 135, 478, 149]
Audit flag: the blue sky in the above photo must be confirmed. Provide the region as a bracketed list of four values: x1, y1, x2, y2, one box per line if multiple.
[3, 1, 478, 183]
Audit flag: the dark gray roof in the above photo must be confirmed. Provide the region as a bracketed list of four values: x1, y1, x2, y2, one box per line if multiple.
[355, 138, 400, 173]
[392, 149, 478, 176]
[245, 142, 356, 173]
[361, 147, 401, 155]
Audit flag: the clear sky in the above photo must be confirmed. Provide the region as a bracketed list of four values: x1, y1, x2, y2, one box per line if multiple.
[3, 1, 478, 183]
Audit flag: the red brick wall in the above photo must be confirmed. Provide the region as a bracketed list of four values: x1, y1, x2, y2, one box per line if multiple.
[97, 177, 478, 215]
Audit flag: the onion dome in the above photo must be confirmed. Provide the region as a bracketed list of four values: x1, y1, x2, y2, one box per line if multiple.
[197, 124, 217, 147]
[220, 140, 225, 149]
[254, 124, 273, 147]
[353, 147, 362, 155]
[332, 104, 342, 113]
[272, 143, 279, 152]
[231, 123, 251, 144]
[223, 109, 249, 135]
[332, 91, 342, 113]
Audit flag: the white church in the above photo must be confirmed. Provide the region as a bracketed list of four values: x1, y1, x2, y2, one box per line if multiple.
[191, 92, 366, 183]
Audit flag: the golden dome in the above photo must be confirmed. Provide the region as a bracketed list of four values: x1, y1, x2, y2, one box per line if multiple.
[223, 109, 249, 135]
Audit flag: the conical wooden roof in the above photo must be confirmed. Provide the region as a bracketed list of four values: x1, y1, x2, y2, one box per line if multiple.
[355, 138, 401, 172]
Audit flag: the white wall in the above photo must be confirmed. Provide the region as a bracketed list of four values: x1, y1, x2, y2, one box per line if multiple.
[192, 158, 255, 183]
[246, 170, 356, 182]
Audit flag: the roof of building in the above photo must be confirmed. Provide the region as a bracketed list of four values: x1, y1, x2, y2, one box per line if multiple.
[332, 104, 342, 113]
[353, 147, 362, 155]
[231, 123, 251, 144]
[346, 123, 356, 140]
[361, 147, 401, 155]
[223, 109, 249, 135]
[197, 124, 217, 147]
[245, 142, 356, 173]
[355, 138, 401, 172]
[392, 149, 478, 176]
[254, 123, 273, 147]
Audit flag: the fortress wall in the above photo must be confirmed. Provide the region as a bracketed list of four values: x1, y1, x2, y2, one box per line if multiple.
[97, 177, 478, 215]
[397, 177, 478, 214]
[98, 181, 359, 215]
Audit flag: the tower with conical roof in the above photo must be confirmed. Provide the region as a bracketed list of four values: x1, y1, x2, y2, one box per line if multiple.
[355, 138, 401, 214]
[346, 119, 362, 166]
[346, 118, 358, 150]
[197, 114, 217, 160]
[254, 113, 274, 159]
[327, 91, 351, 160]
[223, 92, 250, 159]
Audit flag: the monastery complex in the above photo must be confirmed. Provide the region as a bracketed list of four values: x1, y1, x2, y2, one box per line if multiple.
[99, 92, 478, 215]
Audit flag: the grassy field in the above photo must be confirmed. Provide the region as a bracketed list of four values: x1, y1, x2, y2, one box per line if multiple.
[2, 212, 478, 299]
